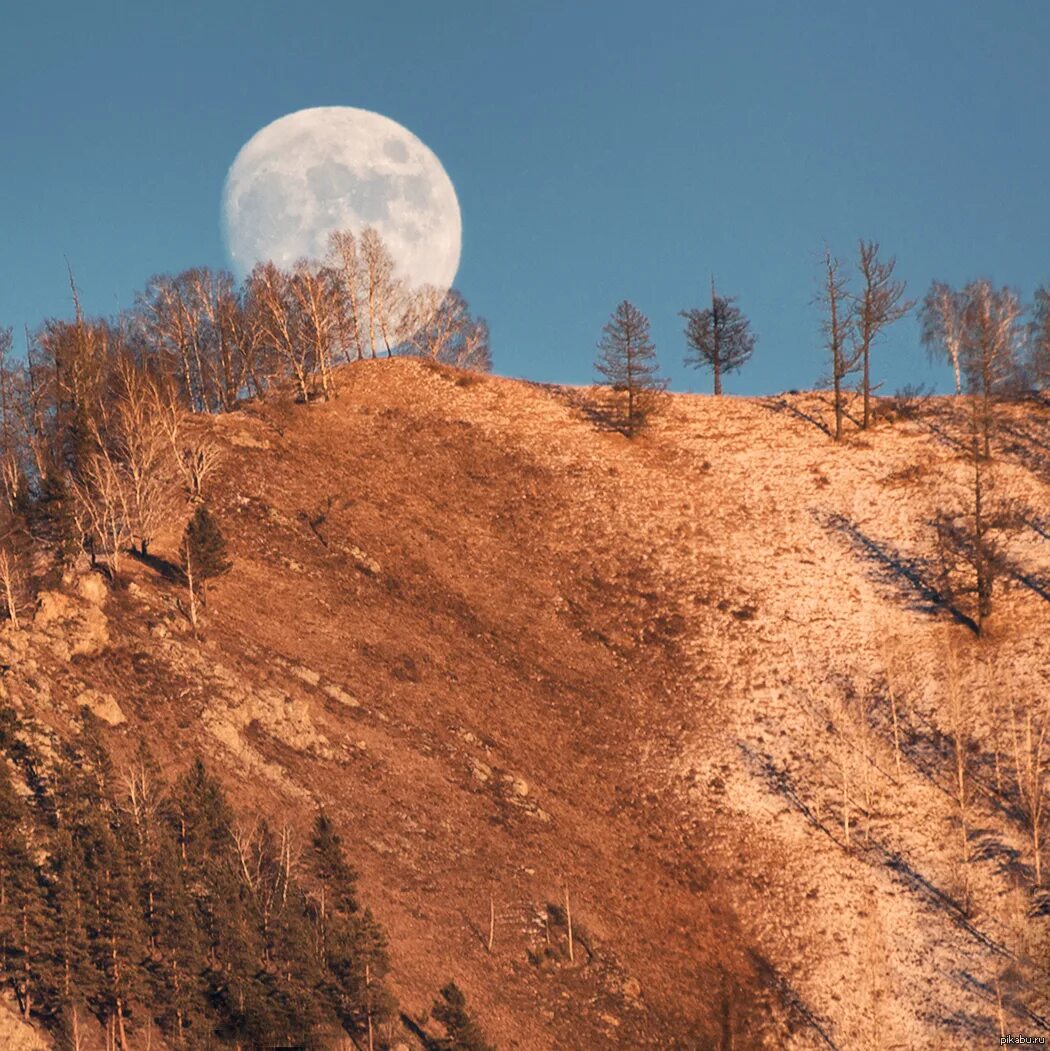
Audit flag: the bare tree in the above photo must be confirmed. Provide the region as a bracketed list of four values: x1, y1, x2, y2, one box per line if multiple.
[943, 636, 975, 908]
[853, 241, 912, 428]
[0, 543, 23, 629]
[818, 247, 859, 441]
[246, 262, 315, 401]
[594, 300, 666, 437]
[959, 279, 1022, 460]
[933, 395, 1020, 634]
[403, 287, 491, 371]
[1028, 285, 1050, 392]
[680, 277, 756, 395]
[1009, 695, 1050, 885]
[289, 261, 340, 399]
[100, 358, 182, 558]
[920, 281, 964, 395]
[327, 230, 367, 362]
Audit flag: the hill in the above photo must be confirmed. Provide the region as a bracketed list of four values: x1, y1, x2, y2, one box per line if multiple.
[4, 358, 1049, 1048]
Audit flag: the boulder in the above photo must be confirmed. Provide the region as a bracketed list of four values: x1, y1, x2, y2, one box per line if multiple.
[77, 572, 108, 606]
[77, 688, 126, 726]
[322, 682, 359, 707]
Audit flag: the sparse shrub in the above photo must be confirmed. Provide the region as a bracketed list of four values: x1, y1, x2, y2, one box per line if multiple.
[884, 383, 933, 421]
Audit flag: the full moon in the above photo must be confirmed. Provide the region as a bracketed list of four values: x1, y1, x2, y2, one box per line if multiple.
[221, 107, 461, 293]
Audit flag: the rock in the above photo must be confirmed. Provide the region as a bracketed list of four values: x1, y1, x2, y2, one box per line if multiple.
[32, 590, 110, 656]
[622, 977, 642, 1001]
[77, 572, 108, 605]
[150, 621, 170, 639]
[346, 543, 381, 575]
[599, 1013, 621, 1028]
[76, 688, 126, 726]
[322, 682, 359, 707]
[469, 758, 492, 783]
[508, 776, 529, 797]
[461, 730, 479, 745]
[34, 590, 72, 628]
[71, 605, 110, 656]
[292, 665, 320, 687]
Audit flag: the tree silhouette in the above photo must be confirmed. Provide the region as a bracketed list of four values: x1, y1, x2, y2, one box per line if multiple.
[681, 278, 756, 395]
[594, 300, 666, 437]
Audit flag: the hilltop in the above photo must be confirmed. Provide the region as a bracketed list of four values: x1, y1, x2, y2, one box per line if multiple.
[4, 358, 1049, 1049]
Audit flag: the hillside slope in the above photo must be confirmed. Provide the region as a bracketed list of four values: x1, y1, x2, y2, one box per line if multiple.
[6, 359, 1049, 1049]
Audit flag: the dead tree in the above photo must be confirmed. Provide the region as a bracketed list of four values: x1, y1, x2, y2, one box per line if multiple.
[932, 394, 1019, 633]
[818, 248, 859, 441]
[853, 241, 912, 428]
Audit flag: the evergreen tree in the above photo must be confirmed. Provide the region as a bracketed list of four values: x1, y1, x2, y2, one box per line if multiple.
[32, 469, 81, 567]
[594, 300, 666, 437]
[44, 827, 97, 1046]
[429, 981, 495, 1051]
[0, 761, 48, 1022]
[307, 812, 392, 1039]
[180, 505, 231, 588]
[681, 278, 756, 395]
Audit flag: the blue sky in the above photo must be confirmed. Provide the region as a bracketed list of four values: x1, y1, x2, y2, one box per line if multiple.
[2, 1, 1048, 393]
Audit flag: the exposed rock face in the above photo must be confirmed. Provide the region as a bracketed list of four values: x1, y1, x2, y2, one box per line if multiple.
[33, 591, 110, 658]
[76, 573, 108, 606]
[75, 688, 125, 726]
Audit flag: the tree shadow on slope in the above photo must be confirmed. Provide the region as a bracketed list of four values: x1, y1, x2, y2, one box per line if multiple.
[555, 386, 636, 436]
[747, 951, 842, 1050]
[998, 415, 1050, 483]
[820, 511, 979, 632]
[737, 742, 1040, 1037]
[762, 396, 834, 439]
[129, 547, 182, 583]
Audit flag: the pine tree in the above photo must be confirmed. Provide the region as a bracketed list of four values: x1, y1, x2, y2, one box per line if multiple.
[594, 300, 666, 437]
[307, 812, 393, 1040]
[179, 504, 231, 632]
[0, 761, 48, 1023]
[180, 505, 231, 587]
[680, 278, 756, 395]
[429, 981, 495, 1051]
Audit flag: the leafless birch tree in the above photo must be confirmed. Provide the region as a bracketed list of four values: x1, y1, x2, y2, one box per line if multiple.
[920, 281, 964, 395]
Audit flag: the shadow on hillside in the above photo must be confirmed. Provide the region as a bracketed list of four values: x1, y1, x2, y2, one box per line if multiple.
[762, 396, 833, 438]
[748, 952, 841, 1050]
[957, 970, 1050, 1035]
[999, 417, 1050, 482]
[130, 548, 181, 583]
[820, 512, 979, 632]
[555, 388, 631, 436]
[1008, 563, 1050, 605]
[736, 740, 1045, 1030]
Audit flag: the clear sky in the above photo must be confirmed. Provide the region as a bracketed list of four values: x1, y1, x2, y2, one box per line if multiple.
[2, 1, 1048, 394]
